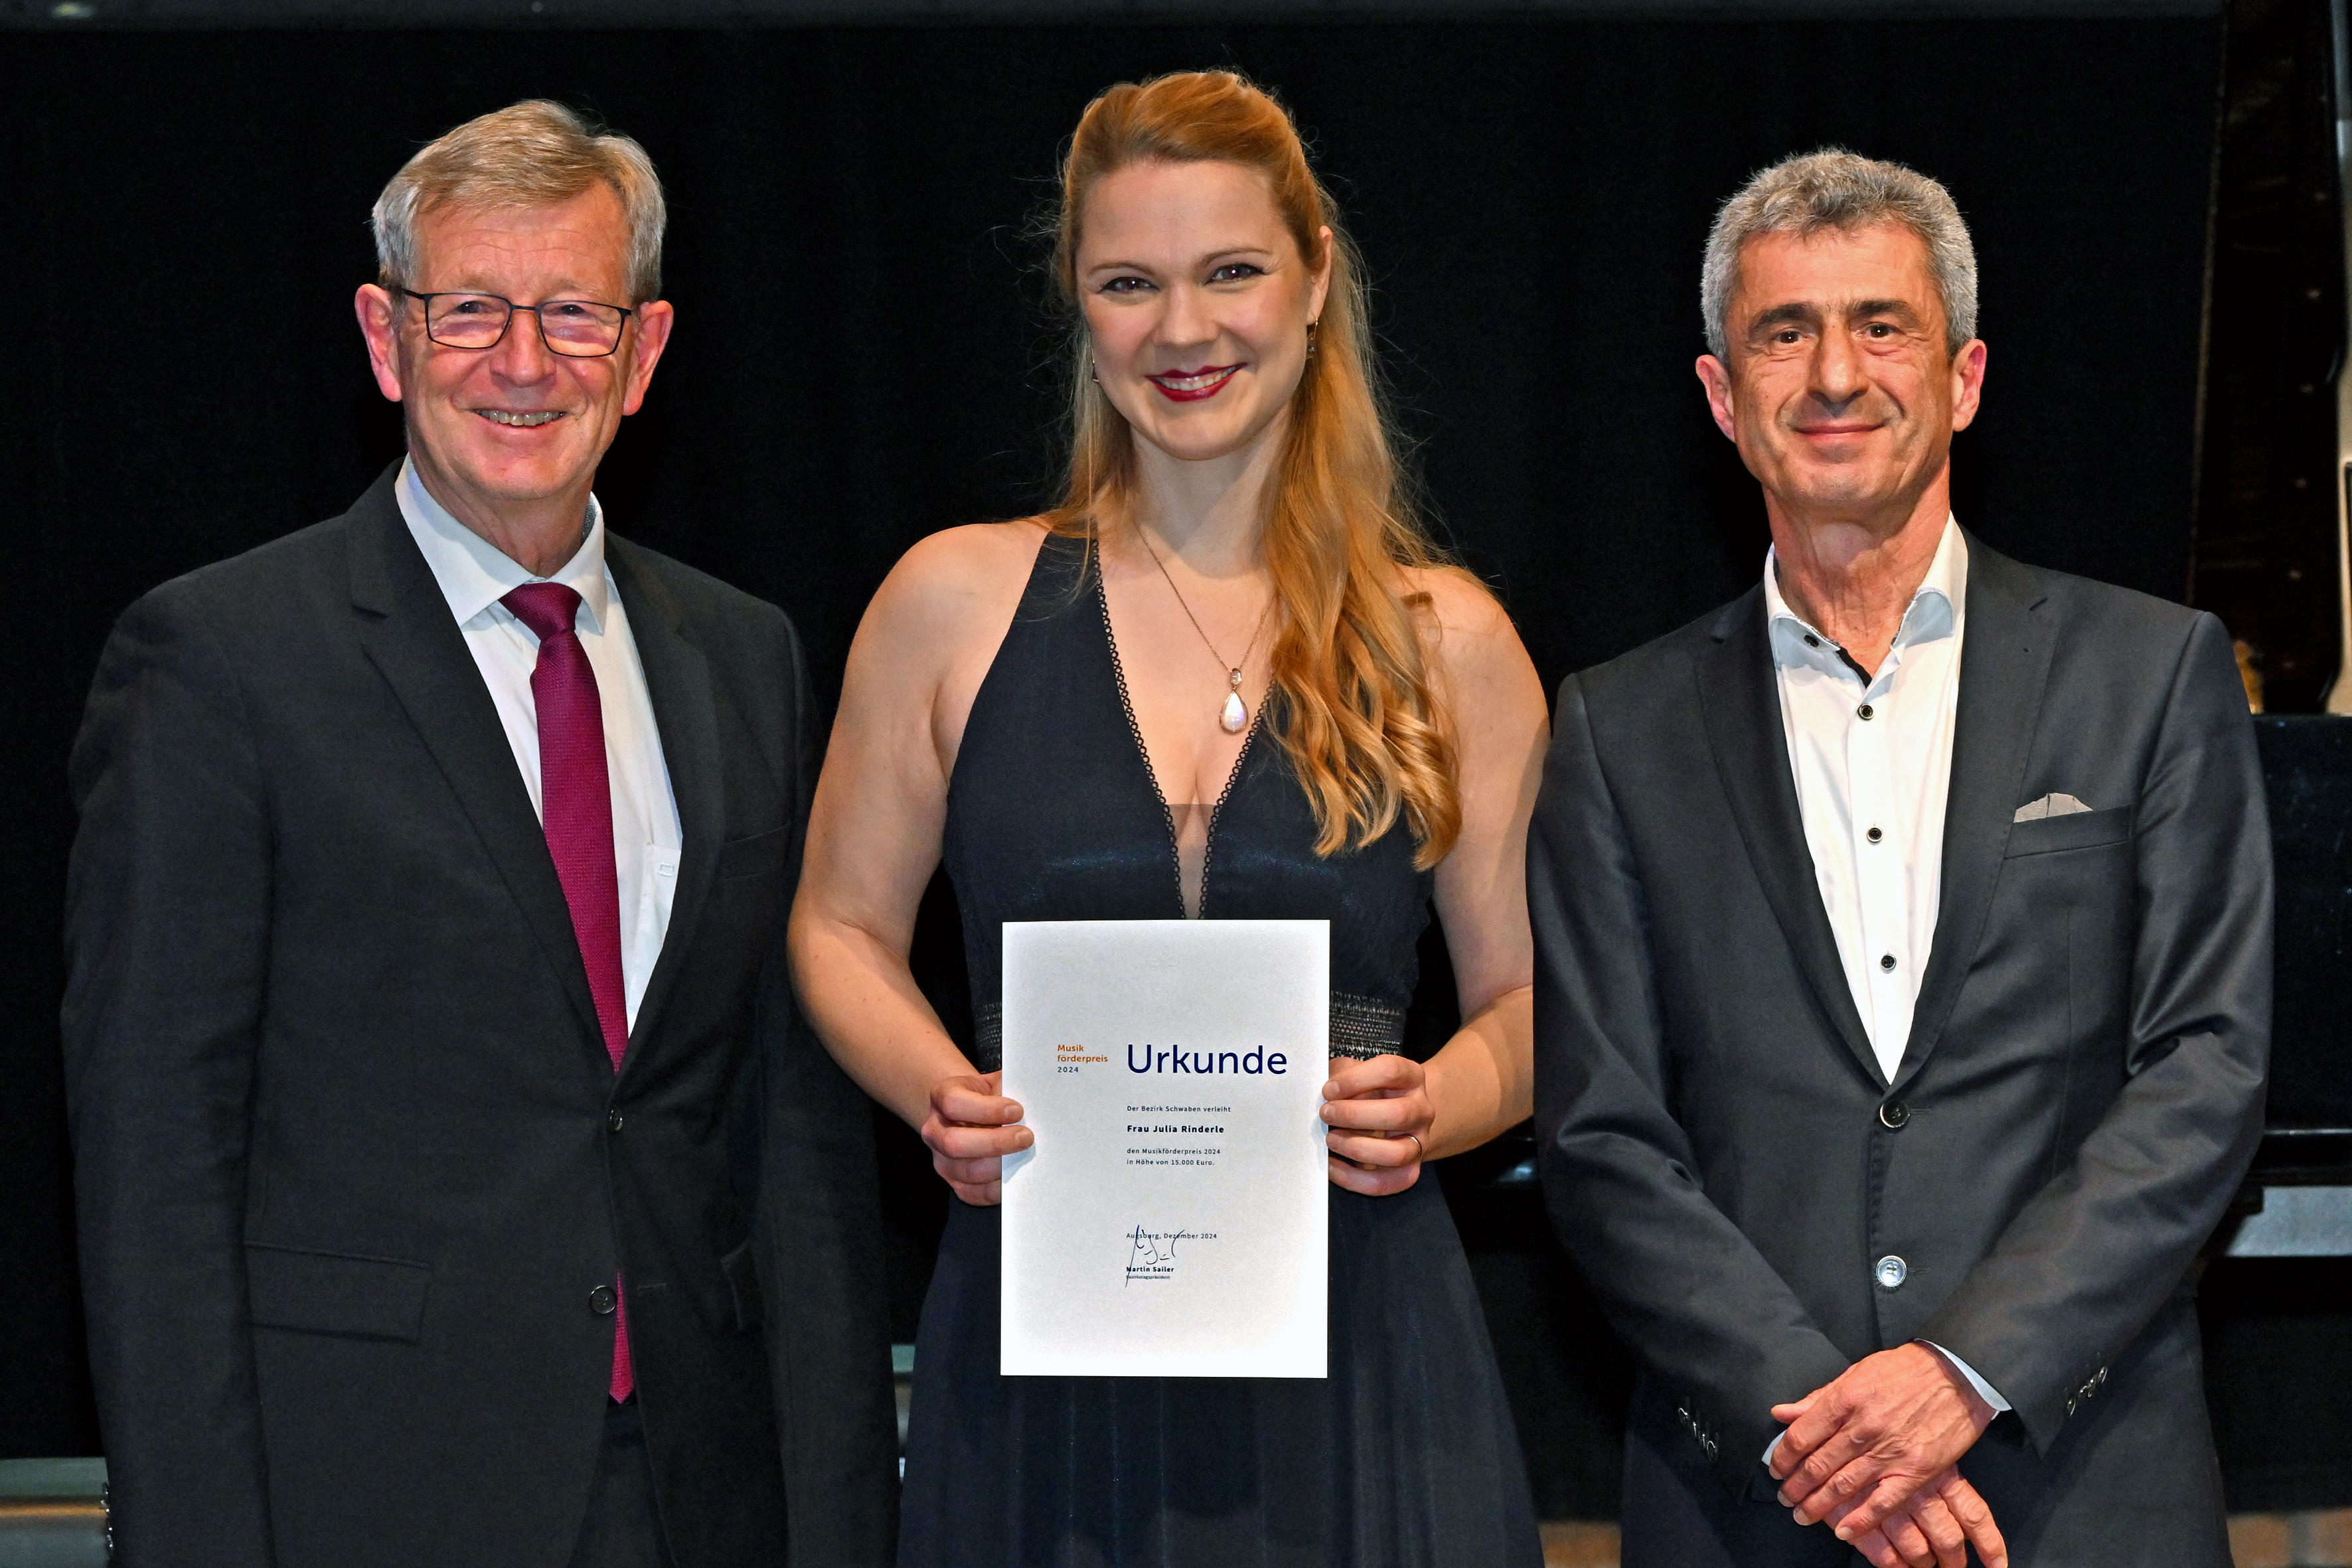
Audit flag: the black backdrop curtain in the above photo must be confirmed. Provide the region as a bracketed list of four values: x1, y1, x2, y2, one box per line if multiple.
[3, 13, 2261, 1510]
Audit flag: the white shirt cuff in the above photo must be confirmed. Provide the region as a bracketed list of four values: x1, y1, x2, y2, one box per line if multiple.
[1919, 1340, 2011, 1412]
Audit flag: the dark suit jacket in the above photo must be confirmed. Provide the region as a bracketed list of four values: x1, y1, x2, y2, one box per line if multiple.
[62, 467, 898, 1568]
[1530, 536, 2271, 1564]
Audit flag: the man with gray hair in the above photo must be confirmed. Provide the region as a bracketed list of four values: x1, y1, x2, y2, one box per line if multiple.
[1531, 149, 2270, 1567]
[64, 100, 898, 1567]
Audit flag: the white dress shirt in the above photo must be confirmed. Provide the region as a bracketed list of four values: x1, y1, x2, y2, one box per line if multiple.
[1761, 518, 2011, 1425]
[1765, 520, 1966, 1085]
[396, 458, 682, 1031]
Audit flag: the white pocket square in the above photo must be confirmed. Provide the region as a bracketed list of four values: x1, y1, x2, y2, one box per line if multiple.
[2014, 793, 2092, 822]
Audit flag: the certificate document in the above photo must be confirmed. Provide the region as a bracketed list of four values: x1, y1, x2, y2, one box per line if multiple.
[1000, 919, 1329, 1379]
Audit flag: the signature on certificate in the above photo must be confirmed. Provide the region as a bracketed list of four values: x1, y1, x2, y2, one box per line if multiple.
[1125, 1224, 1200, 1284]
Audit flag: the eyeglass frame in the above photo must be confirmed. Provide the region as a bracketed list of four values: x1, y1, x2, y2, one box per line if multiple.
[395, 287, 639, 358]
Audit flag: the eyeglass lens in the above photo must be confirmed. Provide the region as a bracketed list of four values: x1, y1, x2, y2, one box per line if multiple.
[424, 294, 627, 356]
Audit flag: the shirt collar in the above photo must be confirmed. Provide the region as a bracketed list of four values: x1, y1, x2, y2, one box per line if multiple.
[1764, 516, 1966, 679]
[395, 455, 611, 634]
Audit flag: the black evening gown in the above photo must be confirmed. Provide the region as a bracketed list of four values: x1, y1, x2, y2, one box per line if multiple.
[898, 534, 1542, 1568]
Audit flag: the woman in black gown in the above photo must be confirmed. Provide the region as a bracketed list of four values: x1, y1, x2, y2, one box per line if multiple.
[791, 70, 1551, 1567]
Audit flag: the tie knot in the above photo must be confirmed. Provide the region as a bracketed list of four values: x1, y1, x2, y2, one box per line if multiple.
[503, 582, 584, 641]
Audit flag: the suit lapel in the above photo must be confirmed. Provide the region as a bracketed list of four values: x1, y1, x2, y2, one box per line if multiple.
[346, 467, 608, 1058]
[607, 536, 723, 1069]
[1891, 538, 2054, 1090]
[1696, 588, 1885, 1087]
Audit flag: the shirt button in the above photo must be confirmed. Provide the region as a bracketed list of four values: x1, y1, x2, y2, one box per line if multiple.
[607, 1109, 625, 1134]
[588, 1284, 618, 1315]
[1857, 703, 1876, 720]
[1879, 1101, 1910, 1129]
[1804, 633, 1822, 649]
[1866, 826, 1884, 844]
[1880, 953, 1897, 971]
[1875, 1255, 1908, 1289]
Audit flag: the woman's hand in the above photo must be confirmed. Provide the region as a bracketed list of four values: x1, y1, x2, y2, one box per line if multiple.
[921, 1070, 1032, 1206]
[1321, 1054, 1433, 1196]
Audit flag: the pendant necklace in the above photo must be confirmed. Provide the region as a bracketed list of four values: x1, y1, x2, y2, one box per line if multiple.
[1134, 526, 1273, 735]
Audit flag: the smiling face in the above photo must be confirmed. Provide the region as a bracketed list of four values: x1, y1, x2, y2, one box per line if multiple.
[356, 183, 672, 537]
[1076, 159, 1330, 467]
[1697, 222, 1984, 529]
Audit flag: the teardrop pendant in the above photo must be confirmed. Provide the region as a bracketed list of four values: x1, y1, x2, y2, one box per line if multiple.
[1219, 689, 1248, 734]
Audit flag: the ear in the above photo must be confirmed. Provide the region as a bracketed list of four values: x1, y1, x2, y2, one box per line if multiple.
[355, 285, 406, 403]
[1947, 337, 1987, 433]
[620, 299, 676, 417]
[1305, 225, 1334, 323]
[1695, 353, 1739, 441]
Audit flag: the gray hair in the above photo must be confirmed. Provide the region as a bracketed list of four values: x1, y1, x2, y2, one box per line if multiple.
[372, 100, 666, 303]
[1701, 148, 1976, 359]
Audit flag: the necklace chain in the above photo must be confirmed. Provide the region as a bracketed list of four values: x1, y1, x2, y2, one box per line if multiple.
[1133, 524, 1273, 728]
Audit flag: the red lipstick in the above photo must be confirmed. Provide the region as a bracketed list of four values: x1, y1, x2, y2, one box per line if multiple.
[1145, 364, 1242, 402]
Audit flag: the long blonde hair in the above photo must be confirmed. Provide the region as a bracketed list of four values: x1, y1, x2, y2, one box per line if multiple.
[1047, 70, 1464, 868]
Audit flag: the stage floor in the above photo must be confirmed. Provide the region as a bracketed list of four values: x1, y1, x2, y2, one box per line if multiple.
[1536, 1512, 2352, 1567]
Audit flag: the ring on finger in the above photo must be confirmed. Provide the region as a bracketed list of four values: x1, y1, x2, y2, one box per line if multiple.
[1402, 1133, 1423, 1162]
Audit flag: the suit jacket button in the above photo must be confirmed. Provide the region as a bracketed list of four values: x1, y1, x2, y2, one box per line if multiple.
[1878, 1101, 1909, 1129]
[1873, 1255, 1908, 1289]
[589, 1284, 618, 1315]
[607, 1109, 625, 1134]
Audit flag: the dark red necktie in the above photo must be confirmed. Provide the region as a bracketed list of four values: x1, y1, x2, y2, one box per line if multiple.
[502, 582, 633, 1402]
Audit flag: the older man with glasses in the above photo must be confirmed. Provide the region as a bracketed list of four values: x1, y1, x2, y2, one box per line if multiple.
[62, 100, 898, 1568]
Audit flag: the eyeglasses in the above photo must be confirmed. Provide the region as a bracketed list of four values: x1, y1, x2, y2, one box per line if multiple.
[397, 288, 636, 358]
